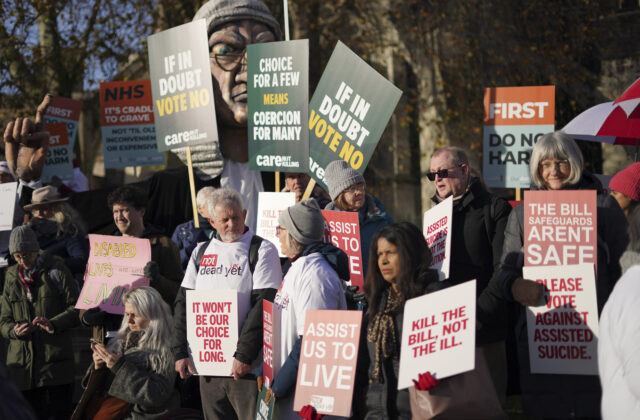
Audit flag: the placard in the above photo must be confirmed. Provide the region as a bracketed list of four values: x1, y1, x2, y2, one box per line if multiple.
[75, 234, 151, 314]
[186, 289, 238, 376]
[255, 387, 275, 420]
[308, 41, 402, 189]
[321, 210, 362, 289]
[43, 95, 82, 148]
[422, 196, 453, 281]
[524, 190, 597, 267]
[40, 123, 74, 182]
[248, 39, 309, 172]
[293, 310, 362, 416]
[148, 19, 218, 151]
[0, 182, 17, 231]
[262, 300, 281, 389]
[483, 86, 555, 188]
[256, 192, 296, 257]
[100, 80, 165, 168]
[524, 264, 599, 375]
[397, 280, 476, 390]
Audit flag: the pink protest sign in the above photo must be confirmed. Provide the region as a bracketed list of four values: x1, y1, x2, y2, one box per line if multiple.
[262, 300, 281, 389]
[524, 264, 599, 375]
[422, 196, 453, 281]
[524, 190, 597, 267]
[75, 234, 151, 314]
[294, 310, 362, 416]
[321, 210, 363, 290]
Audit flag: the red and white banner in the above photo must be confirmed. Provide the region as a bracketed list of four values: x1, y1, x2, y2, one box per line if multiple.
[321, 210, 363, 290]
[422, 196, 453, 281]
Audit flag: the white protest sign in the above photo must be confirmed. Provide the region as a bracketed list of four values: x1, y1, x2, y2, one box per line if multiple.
[0, 182, 17, 231]
[423, 196, 453, 281]
[186, 289, 238, 376]
[524, 264, 599, 375]
[397, 280, 476, 390]
[256, 192, 296, 257]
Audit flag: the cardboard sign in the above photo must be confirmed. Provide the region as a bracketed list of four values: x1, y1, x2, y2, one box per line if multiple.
[524, 190, 597, 267]
[308, 41, 402, 189]
[397, 280, 476, 390]
[100, 80, 165, 168]
[294, 310, 362, 416]
[321, 210, 362, 289]
[422, 196, 453, 281]
[0, 182, 17, 231]
[76, 234, 151, 314]
[43, 95, 82, 148]
[482, 86, 555, 188]
[524, 264, 599, 375]
[248, 39, 309, 172]
[255, 387, 275, 420]
[262, 300, 281, 389]
[186, 289, 238, 376]
[40, 123, 74, 182]
[148, 19, 218, 152]
[256, 192, 296, 257]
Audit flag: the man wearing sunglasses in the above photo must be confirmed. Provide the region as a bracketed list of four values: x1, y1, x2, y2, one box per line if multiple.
[429, 146, 512, 405]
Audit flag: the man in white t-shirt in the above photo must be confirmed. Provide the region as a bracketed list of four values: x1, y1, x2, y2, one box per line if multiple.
[172, 188, 282, 420]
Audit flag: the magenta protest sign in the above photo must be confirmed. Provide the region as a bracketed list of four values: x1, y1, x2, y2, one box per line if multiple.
[76, 234, 151, 314]
[321, 210, 363, 290]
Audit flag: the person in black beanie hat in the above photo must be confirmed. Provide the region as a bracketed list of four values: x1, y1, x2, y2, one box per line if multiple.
[0, 225, 79, 420]
[324, 160, 393, 275]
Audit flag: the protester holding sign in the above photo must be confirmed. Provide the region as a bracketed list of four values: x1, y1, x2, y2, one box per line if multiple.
[428, 146, 512, 402]
[599, 206, 640, 420]
[324, 160, 393, 274]
[0, 226, 79, 419]
[24, 186, 89, 281]
[266, 198, 348, 419]
[74, 287, 177, 419]
[361, 222, 439, 419]
[497, 131, 628, 418]
[173, 188, 281, 420]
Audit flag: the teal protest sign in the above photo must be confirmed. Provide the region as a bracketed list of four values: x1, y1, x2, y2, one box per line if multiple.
[308, 41, 402, 189]
[148, 19, 218, 152]
[248, 39, 309, 172]
[254, 387, 275, 420]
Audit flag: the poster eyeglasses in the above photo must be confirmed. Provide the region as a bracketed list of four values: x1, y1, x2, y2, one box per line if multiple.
[210, 48, 246, 72]
[426, 164, 464, 181]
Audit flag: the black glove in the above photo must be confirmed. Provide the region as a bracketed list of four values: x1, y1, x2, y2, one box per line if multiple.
[144, 261, 160, 284]
[82, 307, 107, 326]
[345, 285, 367, 310]
[511, 277, 544, 307]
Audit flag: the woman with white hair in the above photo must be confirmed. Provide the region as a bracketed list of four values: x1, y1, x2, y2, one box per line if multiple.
[496, 131, 628, 418]
[73, 287, 177, 419]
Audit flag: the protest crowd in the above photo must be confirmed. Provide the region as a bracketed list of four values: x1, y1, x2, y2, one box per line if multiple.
[1, 1, 639, 420]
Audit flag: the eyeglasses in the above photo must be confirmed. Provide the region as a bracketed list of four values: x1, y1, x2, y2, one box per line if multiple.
[343, 183, 365, 194]
[539, 159, 570, 171]
[210, 47, 246, 72]
[275, 225, 286, 235]
[426, 164, 463, 181]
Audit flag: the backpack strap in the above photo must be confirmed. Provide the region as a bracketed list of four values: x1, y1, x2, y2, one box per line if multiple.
[194, 235, 263, 275]
[249, 235, 264, 275]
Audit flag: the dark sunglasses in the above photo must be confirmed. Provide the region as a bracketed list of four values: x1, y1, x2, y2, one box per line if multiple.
[426, 164, 463, 181]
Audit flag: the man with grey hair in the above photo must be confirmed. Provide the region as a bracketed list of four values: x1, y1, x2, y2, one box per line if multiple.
[428, 146, 512, 404]
[172, 0, 282, 232]
[171, 186, 217, 270]
[172, 187, 282, 420]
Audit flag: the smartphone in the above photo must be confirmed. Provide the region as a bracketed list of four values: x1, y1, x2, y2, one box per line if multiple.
[89, 338, 102, 345]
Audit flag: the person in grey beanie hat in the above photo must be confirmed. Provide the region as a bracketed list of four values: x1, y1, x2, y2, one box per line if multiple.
[324, 160, 393, 275]
[278, 198, 324, 247]
[194, 0, 282, 40]
[9, 225, 39, 256]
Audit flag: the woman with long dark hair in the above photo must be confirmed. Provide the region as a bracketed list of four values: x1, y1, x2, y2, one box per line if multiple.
[362, 222, 438, 419]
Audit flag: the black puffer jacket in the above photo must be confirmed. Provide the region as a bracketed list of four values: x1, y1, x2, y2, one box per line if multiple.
[497, 171, 628, 418]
